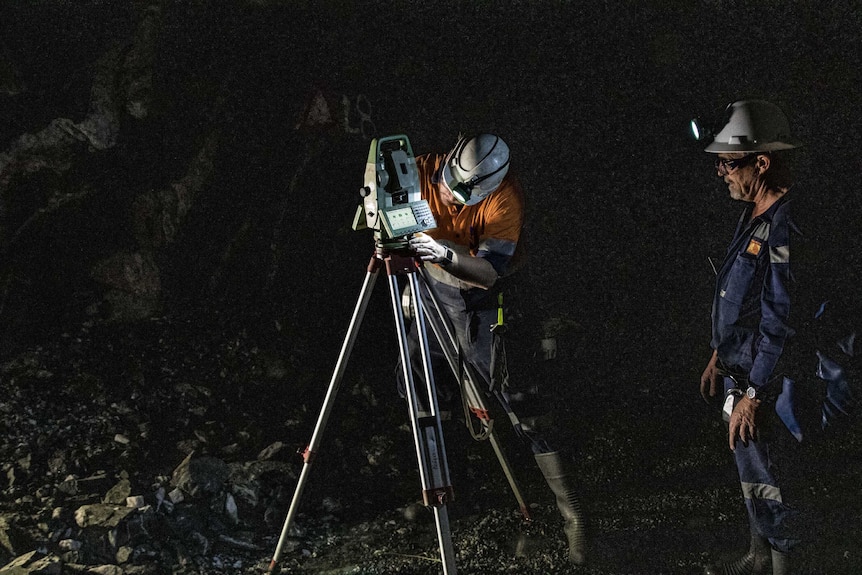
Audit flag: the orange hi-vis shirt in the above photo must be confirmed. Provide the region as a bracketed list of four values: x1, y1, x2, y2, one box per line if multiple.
[416, 153, 525, 275]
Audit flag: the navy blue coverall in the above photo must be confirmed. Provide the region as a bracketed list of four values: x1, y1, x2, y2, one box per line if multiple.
[711, 195, 801, 553]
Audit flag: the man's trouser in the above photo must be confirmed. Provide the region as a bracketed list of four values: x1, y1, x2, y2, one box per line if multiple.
[723, 376, 800, 554]
[398, 275, 588, 565]
[398, 275, 552, 455]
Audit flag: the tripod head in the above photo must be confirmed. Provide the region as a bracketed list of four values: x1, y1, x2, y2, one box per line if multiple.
[352, 135, 437, 251]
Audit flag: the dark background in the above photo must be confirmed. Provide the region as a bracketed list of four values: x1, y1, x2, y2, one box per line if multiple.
[1, 2, 861, 574]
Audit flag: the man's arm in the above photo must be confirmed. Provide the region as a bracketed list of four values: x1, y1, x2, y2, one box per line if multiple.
[408, 233, 498, 289]
[749, 208, 795, 387]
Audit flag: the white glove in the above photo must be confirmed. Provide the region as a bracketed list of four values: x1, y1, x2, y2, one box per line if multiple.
[408, 233, 453, 266]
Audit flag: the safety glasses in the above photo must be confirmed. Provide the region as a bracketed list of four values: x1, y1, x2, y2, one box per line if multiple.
[715, 153, 759, 176]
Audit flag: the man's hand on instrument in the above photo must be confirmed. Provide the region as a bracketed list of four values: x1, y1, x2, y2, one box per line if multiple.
[409, 233, 453, 266]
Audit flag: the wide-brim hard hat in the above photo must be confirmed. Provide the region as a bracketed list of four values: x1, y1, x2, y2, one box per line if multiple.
[705, 99, 802, 153]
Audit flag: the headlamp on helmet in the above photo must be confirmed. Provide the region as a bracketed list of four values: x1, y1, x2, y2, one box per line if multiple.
[441, 134, 510, 206]
[690, 117, 711, 142]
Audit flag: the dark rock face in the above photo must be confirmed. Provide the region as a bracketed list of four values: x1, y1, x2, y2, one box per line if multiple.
[1, 1, 861, 574]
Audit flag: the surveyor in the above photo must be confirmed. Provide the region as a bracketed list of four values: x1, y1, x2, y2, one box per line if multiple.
[404, 133, 587, 565]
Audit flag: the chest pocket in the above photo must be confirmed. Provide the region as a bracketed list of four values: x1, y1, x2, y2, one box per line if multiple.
[721, 221, 771, 306]
[722, 253, 757, 305]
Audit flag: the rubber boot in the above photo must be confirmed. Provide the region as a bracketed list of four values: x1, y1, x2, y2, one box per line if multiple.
[534, 451, 587, 565]
[771, 548, 790, 575]
[703, 532, 771, 575]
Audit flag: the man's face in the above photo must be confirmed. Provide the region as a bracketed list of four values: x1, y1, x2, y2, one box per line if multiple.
[715, 153, 759, 201]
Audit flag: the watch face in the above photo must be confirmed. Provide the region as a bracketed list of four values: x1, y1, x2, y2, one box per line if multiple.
[747, 387, 756, 399]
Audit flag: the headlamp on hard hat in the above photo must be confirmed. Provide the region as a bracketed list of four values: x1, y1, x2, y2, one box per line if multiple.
[690, 104, 734, 143]
[449, 179, 476, 205]
[442, 134, 511, 206]
[689, 117, 711, 142]
[445, 161, 507, 205]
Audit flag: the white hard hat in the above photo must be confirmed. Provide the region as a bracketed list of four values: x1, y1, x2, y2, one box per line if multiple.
[442, 134, 510, 206]
[705, 100, 801, 153]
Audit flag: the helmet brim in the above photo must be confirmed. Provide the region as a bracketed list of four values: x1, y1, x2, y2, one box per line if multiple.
[704, 139, 802, 153]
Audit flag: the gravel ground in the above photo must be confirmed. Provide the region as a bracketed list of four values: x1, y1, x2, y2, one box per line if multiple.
[2, 310, 861, 575]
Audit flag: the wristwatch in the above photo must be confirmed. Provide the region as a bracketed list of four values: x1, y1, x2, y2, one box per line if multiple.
[746, 385, 764, 401]
[440, 248, 454, 268]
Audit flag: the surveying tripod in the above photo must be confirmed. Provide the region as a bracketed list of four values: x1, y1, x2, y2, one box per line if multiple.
[267, 242, 530, 574]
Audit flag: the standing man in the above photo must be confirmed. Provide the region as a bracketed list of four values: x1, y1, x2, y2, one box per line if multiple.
[699, 100, 803, 575]
[405, 134, 587, 564]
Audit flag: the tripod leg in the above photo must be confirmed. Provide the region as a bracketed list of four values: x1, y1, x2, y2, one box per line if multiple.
[267, 261, 380, 574]
[388, 267, 458, 574]
[415, 267, 532, 519]
[488, 427, 532, 519]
